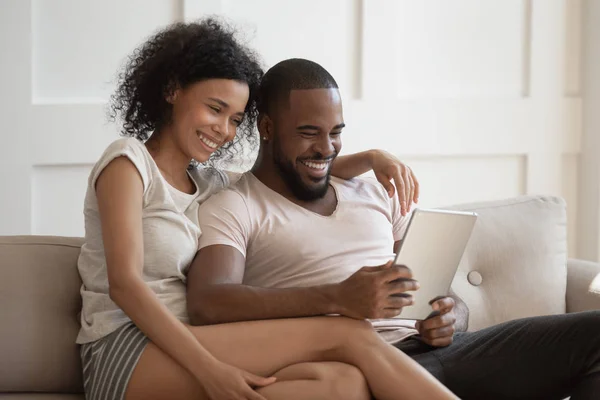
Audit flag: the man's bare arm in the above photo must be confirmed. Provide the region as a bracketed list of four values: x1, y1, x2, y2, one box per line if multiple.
[186, 244, 341, 326]
[186, 244, 416, 326]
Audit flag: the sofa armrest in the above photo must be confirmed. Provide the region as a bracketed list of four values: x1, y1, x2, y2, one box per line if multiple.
[566, 258, 600, 313]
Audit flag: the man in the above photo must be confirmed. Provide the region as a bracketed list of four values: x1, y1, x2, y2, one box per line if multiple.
[187, 58, 600, 399]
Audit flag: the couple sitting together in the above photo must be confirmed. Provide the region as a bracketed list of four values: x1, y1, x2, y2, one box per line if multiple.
[76, 18, 600, 400]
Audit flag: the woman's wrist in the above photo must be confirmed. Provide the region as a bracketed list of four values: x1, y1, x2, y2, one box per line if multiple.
[190, 352, 222, 379]
[365, 149, 378, 168]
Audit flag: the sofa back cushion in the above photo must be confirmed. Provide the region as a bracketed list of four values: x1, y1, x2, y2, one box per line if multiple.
[0, 236, 84, 393]
[448, 196, 568, 331]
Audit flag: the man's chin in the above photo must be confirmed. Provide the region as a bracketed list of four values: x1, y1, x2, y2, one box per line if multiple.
[274, 158, 330, 201]
[297, 180, 329, 200]
[307, 175, 327, 184]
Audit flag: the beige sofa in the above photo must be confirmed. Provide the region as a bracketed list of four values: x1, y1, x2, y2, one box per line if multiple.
[1, 195, 600, 399]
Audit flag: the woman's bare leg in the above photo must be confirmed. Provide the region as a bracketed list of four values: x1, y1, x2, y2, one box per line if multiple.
[126, 316, 457, 400]
[257, 362, 371, 400]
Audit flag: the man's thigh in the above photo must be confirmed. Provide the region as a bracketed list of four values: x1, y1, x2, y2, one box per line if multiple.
[395, 311, 600, 400]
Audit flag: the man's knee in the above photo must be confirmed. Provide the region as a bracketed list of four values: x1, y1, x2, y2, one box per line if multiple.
[320, 362, 371, 400]
[575, 310, 600, 327]
[563, 310, 600, 340]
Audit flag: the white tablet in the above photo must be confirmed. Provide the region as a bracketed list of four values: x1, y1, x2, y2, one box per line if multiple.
[392, 208, 478, 320]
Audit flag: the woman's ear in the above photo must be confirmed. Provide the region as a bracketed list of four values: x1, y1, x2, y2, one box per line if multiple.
[165, 90, 178, 104]
[165, 82, 180, 104]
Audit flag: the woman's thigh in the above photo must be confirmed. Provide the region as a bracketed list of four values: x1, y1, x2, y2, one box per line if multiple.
[125, 316, 370, 400]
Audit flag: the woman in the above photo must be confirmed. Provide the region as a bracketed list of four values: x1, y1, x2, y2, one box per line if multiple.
[76, 18, 457, 400]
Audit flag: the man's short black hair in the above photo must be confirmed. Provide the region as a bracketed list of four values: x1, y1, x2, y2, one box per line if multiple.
[257, 58, 339, 117]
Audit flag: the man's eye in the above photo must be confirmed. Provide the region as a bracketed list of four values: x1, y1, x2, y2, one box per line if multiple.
[300, 132, 317, 137]
[331, 131, 342, 136]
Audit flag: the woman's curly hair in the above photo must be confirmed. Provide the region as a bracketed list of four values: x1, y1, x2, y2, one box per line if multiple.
[109, 17, 264, 167]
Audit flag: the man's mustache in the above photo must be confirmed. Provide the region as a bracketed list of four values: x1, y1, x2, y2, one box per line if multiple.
[299, 153, 337, 162]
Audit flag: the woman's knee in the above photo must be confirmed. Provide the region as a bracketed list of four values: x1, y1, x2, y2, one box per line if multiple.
[267, 362, 371, 400]
[322, 317, 375, 342]
[320, 317, 380, 357]
[323, 362, 371, 400]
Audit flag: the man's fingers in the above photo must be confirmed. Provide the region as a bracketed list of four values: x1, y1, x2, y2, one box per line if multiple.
[387, 294, 414, 308]
[379, 264, 413, 282]
[388, 279, 419, 294]
[424, 325, 456, 340]
[361, 261, 393, 273]
[431, 296, 455, 313]
[429, 296, 446, 305]
[419, 321, 456, 347]
[421, 312, 456, 330]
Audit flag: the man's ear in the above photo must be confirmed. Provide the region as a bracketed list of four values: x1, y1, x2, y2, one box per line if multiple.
[258, 114, 273, 140]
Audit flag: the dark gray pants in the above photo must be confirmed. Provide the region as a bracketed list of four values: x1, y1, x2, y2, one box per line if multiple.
[395, 311, 600, 400]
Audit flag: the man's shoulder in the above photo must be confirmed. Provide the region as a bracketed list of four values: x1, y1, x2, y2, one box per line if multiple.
[332, 175, 389, 201]
[198, 173, 254, 212]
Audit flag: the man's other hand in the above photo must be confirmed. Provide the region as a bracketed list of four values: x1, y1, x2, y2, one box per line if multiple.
[333, 261, 419, 319]
[415, 296, 457, 347]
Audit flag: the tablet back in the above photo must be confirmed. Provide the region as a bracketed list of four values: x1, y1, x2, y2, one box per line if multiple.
[393, 208, 477, 320]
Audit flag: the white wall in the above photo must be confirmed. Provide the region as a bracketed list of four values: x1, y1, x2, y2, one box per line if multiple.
[579, 0, 600, 261]
[0, 0, 591, 260]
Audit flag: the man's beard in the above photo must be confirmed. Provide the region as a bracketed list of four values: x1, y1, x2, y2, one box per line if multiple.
[273, 141, 334, 201]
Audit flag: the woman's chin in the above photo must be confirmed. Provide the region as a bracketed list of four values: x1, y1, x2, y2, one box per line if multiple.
[192, 148, 216, 163]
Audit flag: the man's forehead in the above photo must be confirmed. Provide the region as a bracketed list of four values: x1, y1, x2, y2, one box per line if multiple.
[288, 88, 341, 106]
[279, 88, 344, 128]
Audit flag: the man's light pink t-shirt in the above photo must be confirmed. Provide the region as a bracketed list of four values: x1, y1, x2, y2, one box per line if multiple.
[198, 172, 419, 343]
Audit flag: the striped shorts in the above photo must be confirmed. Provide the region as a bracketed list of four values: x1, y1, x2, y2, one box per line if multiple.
[81, 322, 149, 400]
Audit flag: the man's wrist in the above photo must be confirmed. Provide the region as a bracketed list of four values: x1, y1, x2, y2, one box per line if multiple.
[316, 283, 344, 315]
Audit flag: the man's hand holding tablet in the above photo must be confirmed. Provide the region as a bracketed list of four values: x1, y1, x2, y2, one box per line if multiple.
[392, 208, 478, 321]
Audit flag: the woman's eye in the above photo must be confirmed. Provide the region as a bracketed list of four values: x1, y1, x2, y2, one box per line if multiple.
[209, 105, 221, 113]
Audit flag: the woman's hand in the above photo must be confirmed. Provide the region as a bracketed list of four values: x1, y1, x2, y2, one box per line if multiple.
[370, 150, 419, 215]
[198, 360, 277, 400]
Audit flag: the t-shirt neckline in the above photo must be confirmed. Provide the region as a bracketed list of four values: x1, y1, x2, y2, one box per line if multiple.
[138, 141, 200, 198]
[248, 172, 341, 219]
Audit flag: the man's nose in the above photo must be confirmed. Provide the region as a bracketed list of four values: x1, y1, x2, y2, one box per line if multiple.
[314, 135, 335, 158]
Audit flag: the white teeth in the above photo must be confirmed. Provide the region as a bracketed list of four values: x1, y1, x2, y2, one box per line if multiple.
[302, 161, 329, 170]
[199, 134, 219, 149]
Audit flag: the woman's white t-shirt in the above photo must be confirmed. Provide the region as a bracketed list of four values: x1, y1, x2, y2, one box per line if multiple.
[76, 137, 229, 344]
